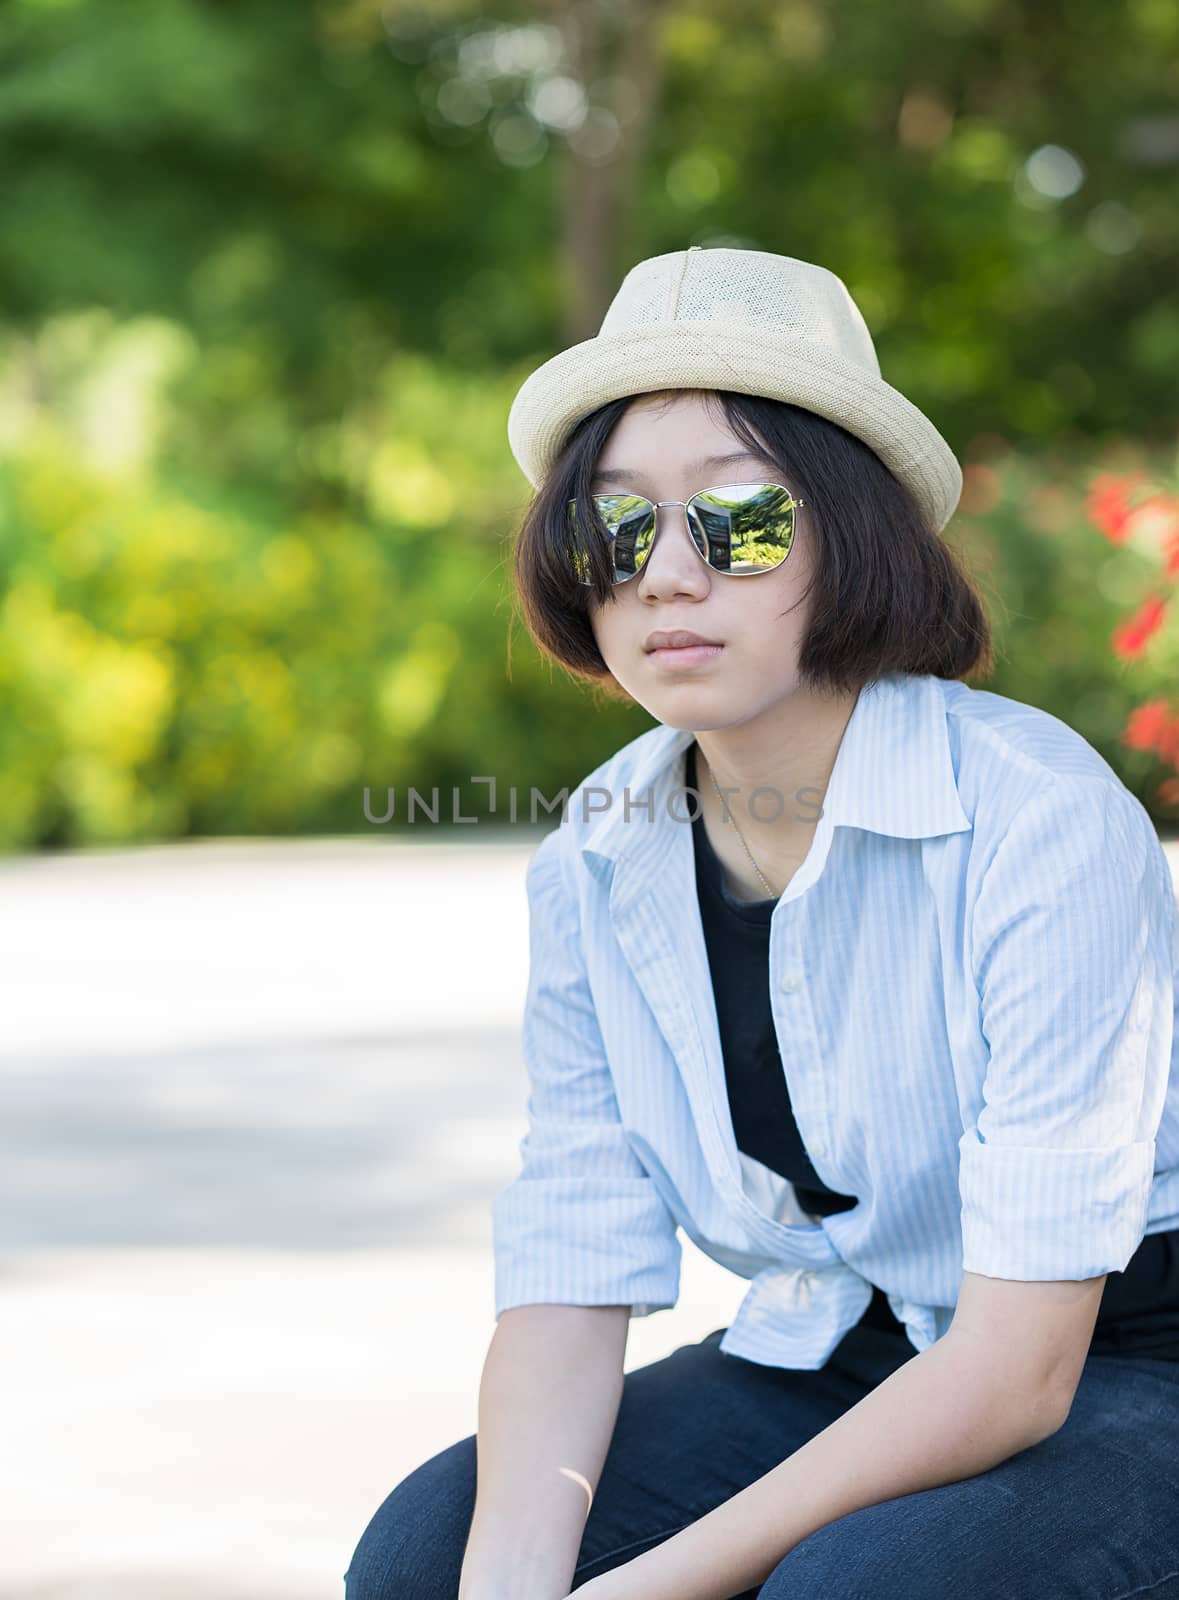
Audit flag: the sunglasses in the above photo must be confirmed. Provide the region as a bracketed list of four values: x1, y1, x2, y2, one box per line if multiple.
[566, 481, 804, 586]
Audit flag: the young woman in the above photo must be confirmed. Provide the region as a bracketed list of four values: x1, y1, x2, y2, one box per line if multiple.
[344, 248, 1179, 1600]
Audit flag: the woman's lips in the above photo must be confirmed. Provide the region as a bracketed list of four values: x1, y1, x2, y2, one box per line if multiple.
[645, 643, 725, 668]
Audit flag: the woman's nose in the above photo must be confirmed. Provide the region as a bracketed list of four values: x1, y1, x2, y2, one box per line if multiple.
[635, 503, 709, 595]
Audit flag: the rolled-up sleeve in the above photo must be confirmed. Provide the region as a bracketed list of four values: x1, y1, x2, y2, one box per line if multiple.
[490, 824, 682, 1318]
[958, 778, 1176, 1281]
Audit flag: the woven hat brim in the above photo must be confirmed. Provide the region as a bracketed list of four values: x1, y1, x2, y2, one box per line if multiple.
[507, 321, 962, 533]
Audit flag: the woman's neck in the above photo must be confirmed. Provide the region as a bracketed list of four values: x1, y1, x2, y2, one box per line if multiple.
[691, 687, 861, 898]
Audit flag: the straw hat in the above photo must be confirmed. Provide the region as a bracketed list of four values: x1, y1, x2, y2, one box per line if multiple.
[506, 245, 962, 534]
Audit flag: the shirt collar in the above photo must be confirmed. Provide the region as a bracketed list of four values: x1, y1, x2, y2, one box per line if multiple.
[579, 671, 971, 876]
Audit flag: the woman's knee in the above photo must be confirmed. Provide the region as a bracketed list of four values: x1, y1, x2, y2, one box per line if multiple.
[758, 1476, 1045, 1600]
[343, 1432, 478, 1600]
[757, 1500, 912, 1600]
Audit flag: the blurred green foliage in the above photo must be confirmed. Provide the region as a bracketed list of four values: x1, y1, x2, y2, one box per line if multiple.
[0, 0, 1177, 848]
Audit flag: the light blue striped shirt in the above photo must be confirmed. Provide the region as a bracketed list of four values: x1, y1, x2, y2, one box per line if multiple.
[490, 671, 1179, 1368]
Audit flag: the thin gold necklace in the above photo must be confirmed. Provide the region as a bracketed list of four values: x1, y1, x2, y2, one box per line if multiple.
[698, 744, 779, 900]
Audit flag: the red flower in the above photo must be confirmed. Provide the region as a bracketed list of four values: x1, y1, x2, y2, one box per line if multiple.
[1122, 699, 1174, 751]
[1112, 593, 1168, 658]
[1156, 777, 1179, 808]
[1086, 472, 1147, 543]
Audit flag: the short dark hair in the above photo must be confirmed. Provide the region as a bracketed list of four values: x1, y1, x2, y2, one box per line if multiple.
[511, 388, 994, 704]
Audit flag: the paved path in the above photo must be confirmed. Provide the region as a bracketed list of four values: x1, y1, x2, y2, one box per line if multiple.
[0, 834, 744, 1599]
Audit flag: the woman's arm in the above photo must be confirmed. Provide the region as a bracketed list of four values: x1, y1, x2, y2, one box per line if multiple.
[467, 819, 681, 1599]
[570, 1278, 1092, 1600]
[469, 820, 681, 1583]
[459, 1302, 630, 1600]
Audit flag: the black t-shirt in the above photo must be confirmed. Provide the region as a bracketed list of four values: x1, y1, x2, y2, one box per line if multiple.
[686, 739, 1179, 1359]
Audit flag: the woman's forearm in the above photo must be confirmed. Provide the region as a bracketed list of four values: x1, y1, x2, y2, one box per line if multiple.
[576, 1328, 1066, 1600]
[458, 1302, 631, 1600]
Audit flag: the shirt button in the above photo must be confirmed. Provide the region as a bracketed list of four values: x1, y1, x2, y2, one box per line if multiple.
[780, 971, 803, 993]
[810, 1139, 827, 1160]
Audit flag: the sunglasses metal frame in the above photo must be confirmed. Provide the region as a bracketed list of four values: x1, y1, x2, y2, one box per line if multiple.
[567, 480, 805, 586]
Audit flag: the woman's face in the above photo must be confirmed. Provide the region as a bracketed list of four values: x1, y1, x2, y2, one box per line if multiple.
[586, 390, 818, 731]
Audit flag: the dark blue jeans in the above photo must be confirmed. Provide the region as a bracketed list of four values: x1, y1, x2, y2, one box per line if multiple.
[343, 1315, 1179, 1599]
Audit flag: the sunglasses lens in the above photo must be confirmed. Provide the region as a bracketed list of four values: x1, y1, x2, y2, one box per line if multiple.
[688, 483, 797, 575]
[567, 494, 659, 584]
[567, 483, 797, 584]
